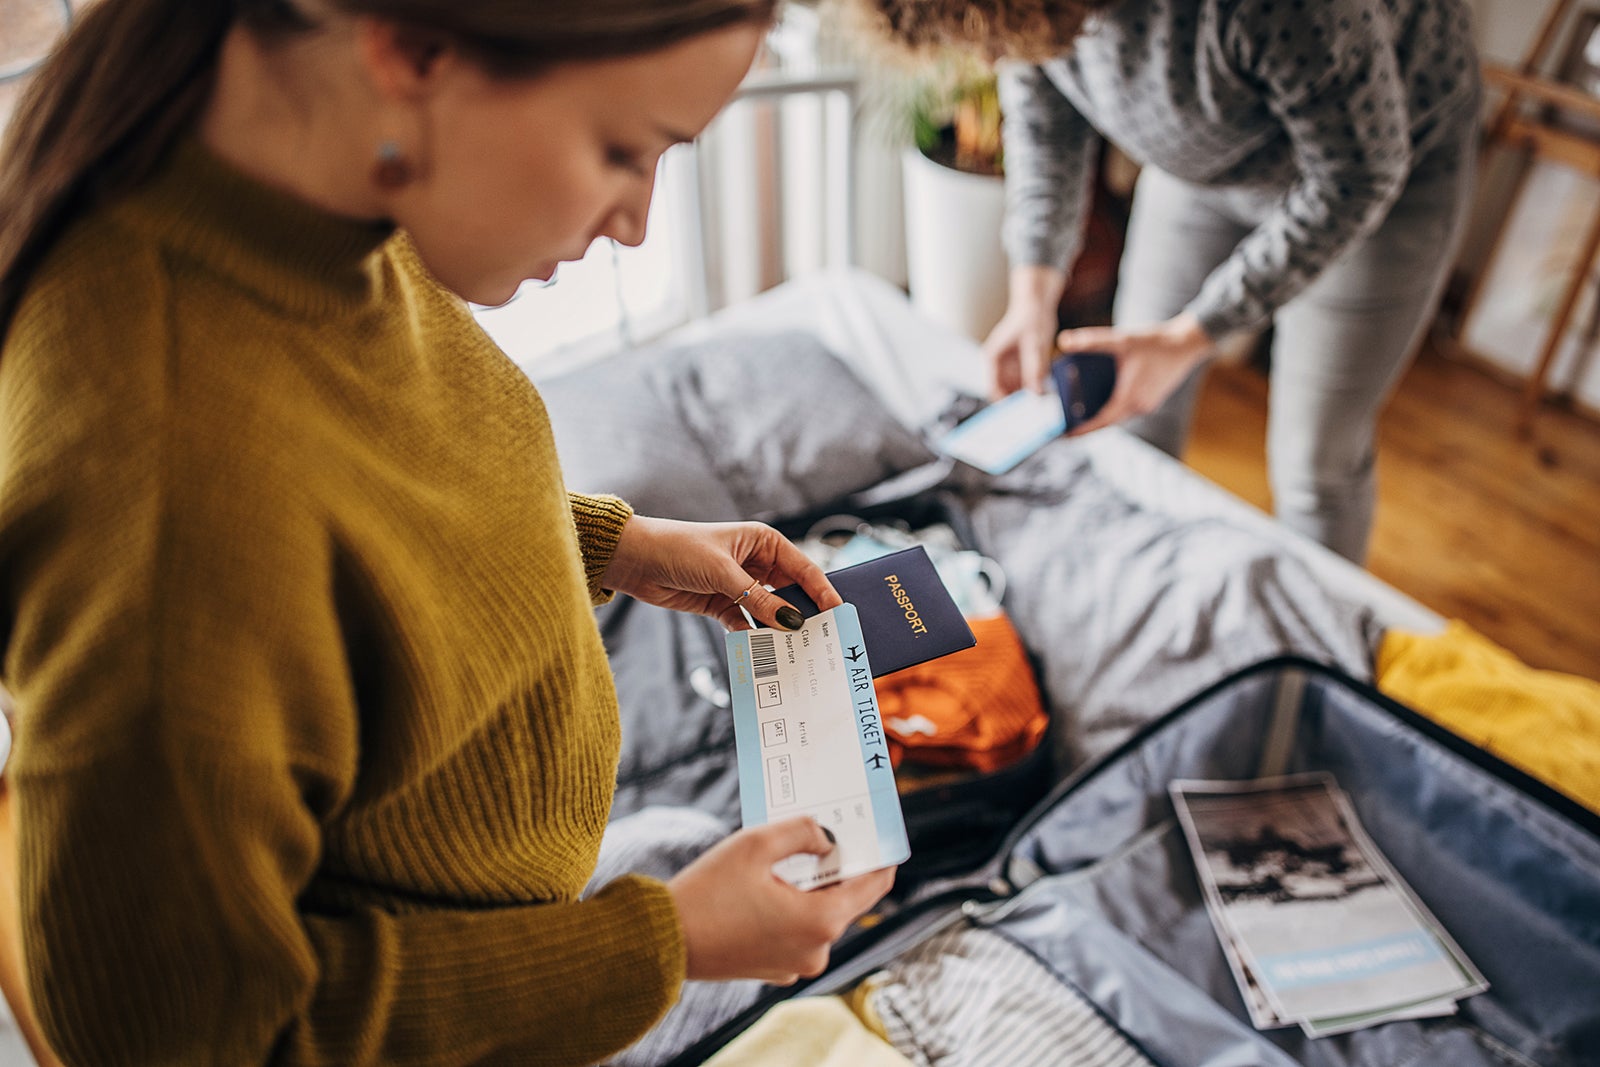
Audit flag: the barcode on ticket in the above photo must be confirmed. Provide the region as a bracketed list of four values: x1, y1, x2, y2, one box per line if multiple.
[749, 631, 779, 680]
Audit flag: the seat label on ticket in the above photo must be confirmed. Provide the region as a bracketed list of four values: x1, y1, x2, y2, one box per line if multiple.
[726, 604, 910, 890]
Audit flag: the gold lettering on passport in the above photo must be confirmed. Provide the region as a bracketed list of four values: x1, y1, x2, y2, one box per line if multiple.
[882, 574, 928, 637]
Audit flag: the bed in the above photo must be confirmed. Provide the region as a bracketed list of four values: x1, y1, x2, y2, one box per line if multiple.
[530, 264, 1440, 797]
[522, 268, 1455, 1064]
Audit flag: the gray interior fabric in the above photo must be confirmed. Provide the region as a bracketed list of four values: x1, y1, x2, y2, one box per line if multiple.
[993, 666, 1599, 1067]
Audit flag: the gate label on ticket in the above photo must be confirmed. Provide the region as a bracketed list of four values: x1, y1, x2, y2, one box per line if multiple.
[726, 604, 910, 889]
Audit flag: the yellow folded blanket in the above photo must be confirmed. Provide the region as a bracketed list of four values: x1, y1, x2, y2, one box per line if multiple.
[1377, 621, 1600, 813]
[701, 995, 912, 1067]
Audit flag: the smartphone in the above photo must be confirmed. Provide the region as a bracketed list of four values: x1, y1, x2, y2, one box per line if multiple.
[1051, 352, 1117, 432]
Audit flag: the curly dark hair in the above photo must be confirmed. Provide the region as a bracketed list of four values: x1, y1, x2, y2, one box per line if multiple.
[839, 0, 1121, 62]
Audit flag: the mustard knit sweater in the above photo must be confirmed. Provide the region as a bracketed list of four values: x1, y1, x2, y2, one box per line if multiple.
[0, 142, 684, 1065]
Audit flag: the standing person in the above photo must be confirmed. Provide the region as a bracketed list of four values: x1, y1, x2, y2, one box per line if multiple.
[855, 0, 1480, 562]
[0, 1, 897, 1063]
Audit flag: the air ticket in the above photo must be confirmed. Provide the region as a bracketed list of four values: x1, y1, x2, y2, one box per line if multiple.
[726, 604, 910, 890]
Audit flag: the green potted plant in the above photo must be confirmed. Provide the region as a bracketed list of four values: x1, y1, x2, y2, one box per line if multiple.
[906, 55, 1002, 177]
[896, 52, 1009, 340]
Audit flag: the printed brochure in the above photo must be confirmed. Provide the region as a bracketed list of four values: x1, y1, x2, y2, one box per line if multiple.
[1169, 773, 1487, 1037]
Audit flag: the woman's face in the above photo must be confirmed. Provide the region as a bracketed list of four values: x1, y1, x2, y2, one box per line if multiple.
[391, 23, 764, 306]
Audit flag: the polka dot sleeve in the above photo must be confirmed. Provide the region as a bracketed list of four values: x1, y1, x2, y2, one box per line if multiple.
[992, 0, 1479, 339]
[1186, 0, 1416, 338]
[998, 60, 1101, 275]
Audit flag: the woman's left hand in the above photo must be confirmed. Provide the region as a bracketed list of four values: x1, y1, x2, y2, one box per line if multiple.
[1055, 312, 1214, 435]
[603, 516, 843, 631]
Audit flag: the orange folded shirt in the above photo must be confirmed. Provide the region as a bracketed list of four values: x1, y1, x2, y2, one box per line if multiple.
[874, 612, 1048, 774]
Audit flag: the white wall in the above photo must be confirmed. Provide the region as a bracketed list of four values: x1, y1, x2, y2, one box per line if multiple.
[1467, 0, 1549, 63]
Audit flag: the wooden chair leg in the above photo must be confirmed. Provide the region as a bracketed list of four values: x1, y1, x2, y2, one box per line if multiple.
[1517, 197, 1600, 435]
[1514, 0, 1576, 84]
[1454, 153, 1535, 340]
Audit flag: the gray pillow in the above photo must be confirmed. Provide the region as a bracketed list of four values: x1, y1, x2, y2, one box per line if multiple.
[664, 330, 937, 518]
[534, 344, 742, 521]
[534, 330, 936, 520]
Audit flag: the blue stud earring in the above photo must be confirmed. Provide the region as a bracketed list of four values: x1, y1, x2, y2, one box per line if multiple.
[373, 140, 413, 190]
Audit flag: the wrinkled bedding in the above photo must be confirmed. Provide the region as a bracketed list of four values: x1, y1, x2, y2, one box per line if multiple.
[528, 275, 1430, 1066]
[531, 320, 1386, 823]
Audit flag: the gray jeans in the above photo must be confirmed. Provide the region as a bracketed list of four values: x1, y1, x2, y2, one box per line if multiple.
[1114, 127, 1476, 563]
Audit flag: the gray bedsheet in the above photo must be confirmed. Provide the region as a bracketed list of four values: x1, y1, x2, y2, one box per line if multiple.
[962, 441, 1382, 768]
[534, 330, 1381, 799]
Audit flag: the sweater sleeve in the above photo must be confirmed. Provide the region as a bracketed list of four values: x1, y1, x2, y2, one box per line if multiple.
[998, 60, 1102, 274]
[569, 492, 634, 603]
[1, 295, 679, 1066]
[1186, 0, 1414, 338]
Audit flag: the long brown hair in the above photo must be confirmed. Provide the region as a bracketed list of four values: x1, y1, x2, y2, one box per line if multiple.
[0, 0, 778, 345]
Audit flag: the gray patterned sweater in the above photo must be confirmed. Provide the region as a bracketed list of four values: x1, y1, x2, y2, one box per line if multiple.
[999, 0, 1480, 338]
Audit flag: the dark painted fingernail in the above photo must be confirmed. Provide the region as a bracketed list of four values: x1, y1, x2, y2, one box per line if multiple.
[776, 606, 805, 631]
[821, 826, 836, 846]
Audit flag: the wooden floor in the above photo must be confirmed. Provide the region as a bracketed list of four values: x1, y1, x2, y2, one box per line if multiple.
[1186, 339, 1600, 682]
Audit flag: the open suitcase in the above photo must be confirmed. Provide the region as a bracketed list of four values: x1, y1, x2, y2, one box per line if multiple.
[661, 656, 1600, 1067]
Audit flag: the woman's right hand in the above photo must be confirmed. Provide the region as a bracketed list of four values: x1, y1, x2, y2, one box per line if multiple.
[666, 817, 896, 984]
[980, 264, 1069, 398]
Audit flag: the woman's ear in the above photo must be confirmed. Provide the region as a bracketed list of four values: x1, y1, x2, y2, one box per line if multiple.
[354, 16, 455, 102]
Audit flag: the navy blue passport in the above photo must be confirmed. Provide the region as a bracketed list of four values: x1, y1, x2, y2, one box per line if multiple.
[770, 546, 976, 677]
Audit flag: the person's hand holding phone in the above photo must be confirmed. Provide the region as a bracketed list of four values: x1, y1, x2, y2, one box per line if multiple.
[1054, 312, 1213, 435]
[667, 818, 896, 985]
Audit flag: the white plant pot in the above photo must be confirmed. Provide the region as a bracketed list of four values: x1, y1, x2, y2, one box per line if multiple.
[901, 146, 1008, 342]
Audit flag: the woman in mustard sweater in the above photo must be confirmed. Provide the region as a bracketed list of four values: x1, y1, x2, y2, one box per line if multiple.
[0, 1, 895, 1063]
